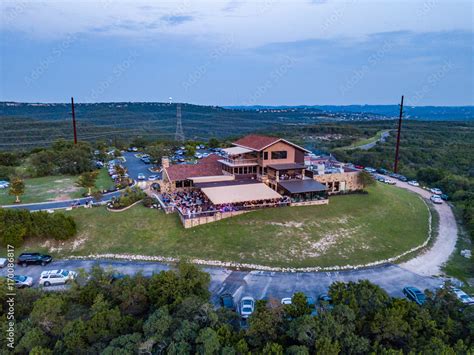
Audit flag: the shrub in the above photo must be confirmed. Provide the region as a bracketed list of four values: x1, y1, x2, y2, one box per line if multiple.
[0, 209, 77, 247]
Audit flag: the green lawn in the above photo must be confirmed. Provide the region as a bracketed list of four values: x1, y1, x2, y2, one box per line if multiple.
[26, 183, 430, 268]
[0, 170, 114, 205]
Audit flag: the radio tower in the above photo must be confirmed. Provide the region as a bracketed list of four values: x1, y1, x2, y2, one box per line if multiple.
[175, 103, 185, 142]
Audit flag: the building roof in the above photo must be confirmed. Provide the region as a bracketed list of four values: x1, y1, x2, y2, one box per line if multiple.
[201, 183, 282, 204]
[233, 134, 280, 151]
[165, 154, 223, 182]
[267, 163, 306, 170]
[233, 134, 311, 153]
[278, 180, 327, 194]
[221, 146, 253, 156]
[194, 179, 259, 189]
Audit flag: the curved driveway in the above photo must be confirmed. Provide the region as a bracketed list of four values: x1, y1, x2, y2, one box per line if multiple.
[394, 180, 458, 276]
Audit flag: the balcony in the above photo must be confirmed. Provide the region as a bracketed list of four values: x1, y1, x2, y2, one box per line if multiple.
[218, 157, 258, 167]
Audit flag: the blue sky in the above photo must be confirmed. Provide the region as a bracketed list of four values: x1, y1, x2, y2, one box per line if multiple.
[0, 0, 472, 106]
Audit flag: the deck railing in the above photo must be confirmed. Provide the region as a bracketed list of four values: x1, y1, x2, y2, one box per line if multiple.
[219, 157, 258, 166]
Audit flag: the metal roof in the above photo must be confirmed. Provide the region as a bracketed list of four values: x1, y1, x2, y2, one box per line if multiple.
[278, 180, 327, 194]
[267, 163, 306, 170]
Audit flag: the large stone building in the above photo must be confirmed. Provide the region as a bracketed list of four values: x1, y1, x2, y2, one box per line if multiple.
[162, 134, 363, 199]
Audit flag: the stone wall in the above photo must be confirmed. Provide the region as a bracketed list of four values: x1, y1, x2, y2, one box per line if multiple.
[314, 171, 362, 194]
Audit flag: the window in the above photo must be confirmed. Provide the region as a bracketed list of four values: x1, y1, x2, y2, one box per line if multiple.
[271, 151, 287, 160]
[263, 152, 268, 160]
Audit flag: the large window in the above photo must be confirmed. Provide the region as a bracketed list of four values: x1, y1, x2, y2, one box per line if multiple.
[263, 152, 268, 160]
[271, 151, 287, 160]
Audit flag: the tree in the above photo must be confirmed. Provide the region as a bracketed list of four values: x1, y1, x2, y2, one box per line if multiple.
[208, 138, 220, 148]
[357, 171, 375, 189]
[9, 176, 25, 203]
[185, 144, 196, 158]
[76, 170, 99, 195]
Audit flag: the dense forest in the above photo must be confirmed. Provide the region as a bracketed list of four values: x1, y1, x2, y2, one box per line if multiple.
[1, 264, 472, 354]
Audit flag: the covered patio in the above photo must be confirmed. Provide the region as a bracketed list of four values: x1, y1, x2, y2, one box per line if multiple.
[277, 179, 328, 205]
[201, 182, 283, 205]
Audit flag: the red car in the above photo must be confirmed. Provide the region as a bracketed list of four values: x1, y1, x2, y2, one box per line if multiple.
[354, 165, 364, 170]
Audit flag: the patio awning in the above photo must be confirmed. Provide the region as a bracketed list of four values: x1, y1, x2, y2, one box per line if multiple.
[221, 146, 253, 156]
[267, 163, 306, 170]
[190, 175, 235, 184]
[201, 183, 282, 204]
[278, 180, 327, 194]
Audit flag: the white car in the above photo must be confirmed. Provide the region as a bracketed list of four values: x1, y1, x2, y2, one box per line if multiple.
[430, 195, 443, 204]
[39, 270, 77, 287]
[239, 296, 255, 318]
[0, 258, 7, 268]
[384, 179, 396, 185]
[137, 173, 146, 180]
[451, 288, 474, 305]
[430, 188, 443, 195]
[148, 175, 159, 181]
[408, 180, 419, 187]
[13, 275, 33, 288]
[0, 180, 9, 189]
[281, 297, 292, 305]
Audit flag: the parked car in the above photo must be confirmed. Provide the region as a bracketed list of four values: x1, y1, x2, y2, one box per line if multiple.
[281, 297, 292, 305]
[239, 296, 255, 318]
[39, 269, 77, 287]
[451, 288, 474, 305]
[364, 167, 376, 173]
[377, 168, 389, 175]
[0, 180, 10, 189]
[318, 294, 334, 310]
[354, 165, 364, 170]
[430, 188, 443, 195]
[306, 296, 318, 316]
[440, 194, 449, 201]
[13, 275, 33, 288]
[220, 292, 235, 310]
[408, 180, 419, 187]
[397, 175, 408, 182]
[148, 175, 159, 181]
[17, 253, 52, 267]
[403, 286, 426, 305]
[141, 158, 151, 164]
[384, 178, 396, 185]
[0, 258, 7, 268]
[137, 173, 146, 180]
[430, 195, 443, 204]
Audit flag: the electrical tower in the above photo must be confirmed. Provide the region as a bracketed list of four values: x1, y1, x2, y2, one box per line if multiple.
[393, 95, 404, 173]
[175, 103, 185, 142]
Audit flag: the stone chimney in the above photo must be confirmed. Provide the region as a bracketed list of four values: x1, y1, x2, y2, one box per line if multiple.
[161, 156, 170, 169]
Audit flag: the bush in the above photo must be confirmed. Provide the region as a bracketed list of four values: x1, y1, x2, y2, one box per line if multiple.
[0, 209, 77, 247]
[108, 187, 146, 209]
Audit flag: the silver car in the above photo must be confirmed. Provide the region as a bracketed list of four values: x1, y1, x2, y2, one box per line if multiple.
[14, 275, 33, 288]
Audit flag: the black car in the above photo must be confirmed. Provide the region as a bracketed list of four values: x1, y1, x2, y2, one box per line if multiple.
[17, 253, 52, 267]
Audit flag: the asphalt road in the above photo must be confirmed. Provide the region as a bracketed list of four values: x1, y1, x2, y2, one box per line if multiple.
[0, 259, 444, 302]
[0, 189, 123, 211]
[357, 130, 390, 150]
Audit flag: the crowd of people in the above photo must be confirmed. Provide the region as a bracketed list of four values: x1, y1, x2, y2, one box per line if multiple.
[160, 189, 290, 219]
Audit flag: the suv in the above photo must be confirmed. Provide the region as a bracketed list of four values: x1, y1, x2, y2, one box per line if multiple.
[39, 270, 77, 287]
[17, 253, 52, 267]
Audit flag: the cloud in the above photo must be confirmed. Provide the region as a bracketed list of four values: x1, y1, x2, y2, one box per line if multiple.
[160, 15, 194, 26]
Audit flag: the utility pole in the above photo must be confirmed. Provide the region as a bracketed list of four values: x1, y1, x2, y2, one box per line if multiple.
[393, 95, 404, 173]
[71, 97, 78, 144]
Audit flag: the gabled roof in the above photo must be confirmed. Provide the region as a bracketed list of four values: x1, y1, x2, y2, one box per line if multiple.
[233, 134, 311, 153]
[164, 154, 223, 182]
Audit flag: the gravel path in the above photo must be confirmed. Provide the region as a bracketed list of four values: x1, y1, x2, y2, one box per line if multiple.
[394, 180, 458, 276]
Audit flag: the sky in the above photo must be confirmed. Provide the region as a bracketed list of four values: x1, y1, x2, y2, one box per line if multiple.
[0, 0, 473, 106]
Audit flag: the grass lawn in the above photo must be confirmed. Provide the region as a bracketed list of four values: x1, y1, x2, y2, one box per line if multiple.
[27, 183, 430, 268]
[0, 170, 114, 205]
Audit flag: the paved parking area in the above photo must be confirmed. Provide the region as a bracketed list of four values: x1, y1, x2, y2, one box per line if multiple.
[2, 260, 444, 302]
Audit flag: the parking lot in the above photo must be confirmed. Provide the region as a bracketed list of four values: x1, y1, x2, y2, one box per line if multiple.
[1, 259, 444, 304]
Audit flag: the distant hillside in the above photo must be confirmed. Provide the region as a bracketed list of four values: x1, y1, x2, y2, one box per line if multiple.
[227, 105, 474, 121]
[1, 101, 472, 150]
